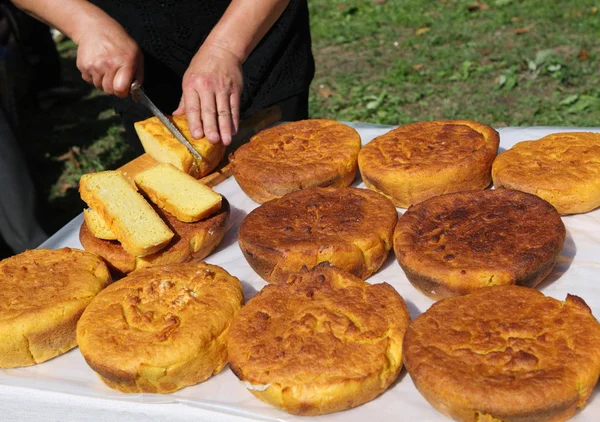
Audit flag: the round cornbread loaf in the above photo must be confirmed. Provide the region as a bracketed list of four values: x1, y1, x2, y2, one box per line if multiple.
[231, 119, 361, 203]
[393, 189, 565, 300]
[79, 197, 230, 278]
[492, 132, 600, 215]
[76, 263, 244, 394]
[0, 248, 111, 368]
[238, 187, 398, 284]
[403, 286, 600, 422]
[228, 263, 411, 415]
[358, 120, 499, 208]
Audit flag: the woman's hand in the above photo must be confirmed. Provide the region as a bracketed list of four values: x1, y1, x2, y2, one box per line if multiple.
[173, 43, 244, 146]
[75, 17, 143, 98]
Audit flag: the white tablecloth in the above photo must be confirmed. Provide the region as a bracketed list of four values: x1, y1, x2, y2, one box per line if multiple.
[2, 124, 600, 421]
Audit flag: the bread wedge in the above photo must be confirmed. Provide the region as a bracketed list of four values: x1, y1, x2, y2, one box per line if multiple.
[83, 208, 117, 240]
[79, 171, 173, 257]
[135, 163, 222, 223]
[134, 115, 226, 178]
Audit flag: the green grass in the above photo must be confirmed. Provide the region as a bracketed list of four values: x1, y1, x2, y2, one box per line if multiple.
[308, 0, 600, 126]
[15, 0, 600, 238]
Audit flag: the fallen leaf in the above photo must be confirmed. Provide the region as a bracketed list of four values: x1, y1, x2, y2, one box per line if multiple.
[56, 149, 74, 162]
[467, 1, 489, 12]
[578, 48, 590, 62]
[318, 86, 334, 99]
[560, 94, 579, 106]
[337, 3, 349, 11]
[593, 6, 599, 14]
[511, 17, 520, 22]
[413, 63, 424, 71]
[566, 95, 600, 114]
[415, 26, 431, 36]
[547, 64, 561, 73]
[534, 49, 554, 66]
[60, 183, 74, 194]
[514, 23, 535, 34]
[480, 48, 492, 56]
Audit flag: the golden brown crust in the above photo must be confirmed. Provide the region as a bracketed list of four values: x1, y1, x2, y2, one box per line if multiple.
[79, 198, 230, 278]
[77, 263, 244, 394]
[403, 286, 600, 422]
[0, 248, 111, 368]
[358, 120, 499, 208]
[492, 132, 600, 215]
[238, 187, 397, 284]
[393, 189, 565, 300]
[231, 120, 361, 203]
[134, 115, 226, 178]
[228, 263, 411, 415]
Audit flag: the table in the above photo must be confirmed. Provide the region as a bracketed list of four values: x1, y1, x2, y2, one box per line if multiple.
[2, 123, 600, 422]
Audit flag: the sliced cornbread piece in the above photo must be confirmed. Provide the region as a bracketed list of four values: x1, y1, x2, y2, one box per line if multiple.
[83, 208, 117, 240]
[134, 115, 226, 178]
[79, 198, 230, 278]
[79, 171, 174, 257]
[134, 163, 223, 223]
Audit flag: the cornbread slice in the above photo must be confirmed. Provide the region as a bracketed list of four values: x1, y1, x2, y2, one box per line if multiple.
[79, 171, 174, 257]
[134, 115, 226, 178]
[83, 208, 117, 240]
[79, 199, 230, 278]
[134, 163, 223, 223]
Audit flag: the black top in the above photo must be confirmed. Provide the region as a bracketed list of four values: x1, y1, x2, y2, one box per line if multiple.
[90, 0, 314, 118]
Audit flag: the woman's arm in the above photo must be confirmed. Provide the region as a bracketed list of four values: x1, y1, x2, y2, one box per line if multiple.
[173, 0, 291, 145]
[11, 0, 142, 97]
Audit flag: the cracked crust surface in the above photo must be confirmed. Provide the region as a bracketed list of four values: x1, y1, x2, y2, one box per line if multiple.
[238, 187, 398, 284]
[492, 132, 600, 215]
[403, 285, 600, 422]
[76, 263, 244, 394]
[394, 189, 565, 300]
[358, 120, 499, 208]
[231, 119, 361, 203]
[227, 263, 410, 415]
[0, 248, 111, 368]
[80, 198, 230, 278]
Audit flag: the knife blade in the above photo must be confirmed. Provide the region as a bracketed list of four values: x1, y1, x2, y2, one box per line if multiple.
[130, 81, 204, 163]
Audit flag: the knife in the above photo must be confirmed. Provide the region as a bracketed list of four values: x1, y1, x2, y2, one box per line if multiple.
[130, 81, 204, 163]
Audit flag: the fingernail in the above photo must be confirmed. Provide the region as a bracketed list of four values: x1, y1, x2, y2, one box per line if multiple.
[209, 132, 220, 142]
[223, 135, 231, 143]
[193, 129, 203, 138]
